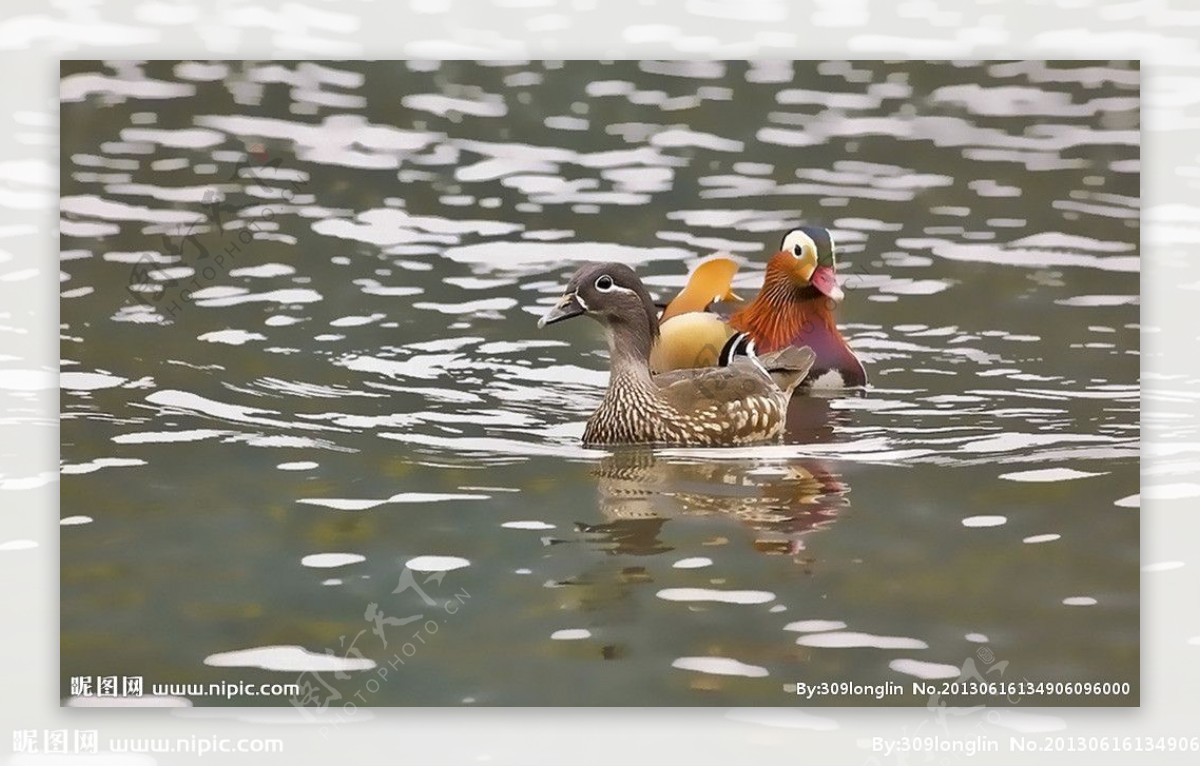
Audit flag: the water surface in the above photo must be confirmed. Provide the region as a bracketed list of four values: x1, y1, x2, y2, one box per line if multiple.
[60, 60, 1139, 706]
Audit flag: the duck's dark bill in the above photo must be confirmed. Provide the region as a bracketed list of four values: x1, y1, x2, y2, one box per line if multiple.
[538, 293, 586, 327]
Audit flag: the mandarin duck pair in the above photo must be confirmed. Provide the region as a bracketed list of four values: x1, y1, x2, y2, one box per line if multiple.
[539, 227, 866, 447]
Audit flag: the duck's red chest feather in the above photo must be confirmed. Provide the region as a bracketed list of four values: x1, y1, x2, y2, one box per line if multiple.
[731, 296, 866, 388]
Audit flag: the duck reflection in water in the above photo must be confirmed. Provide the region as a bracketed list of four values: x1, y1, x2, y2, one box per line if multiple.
[577, 396, 852, 557]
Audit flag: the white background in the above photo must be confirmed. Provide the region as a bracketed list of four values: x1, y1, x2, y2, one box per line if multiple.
[2, 1, 1197, 764]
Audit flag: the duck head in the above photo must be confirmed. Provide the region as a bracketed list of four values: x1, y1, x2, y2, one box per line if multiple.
[541, 262, 664, 376]
[539, 262, 660, 334]
[772, 226, 844, 302]
[739, 226, 846, 330]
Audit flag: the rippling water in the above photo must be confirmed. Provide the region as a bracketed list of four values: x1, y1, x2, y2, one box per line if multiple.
[60, 60, 1138, 706]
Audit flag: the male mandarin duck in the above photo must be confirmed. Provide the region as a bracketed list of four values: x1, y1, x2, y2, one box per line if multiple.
[538, 262, 815, 447]
[651, 226, 867, 390]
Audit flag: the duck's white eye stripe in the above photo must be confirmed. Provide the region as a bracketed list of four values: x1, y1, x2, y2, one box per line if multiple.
[782, 230, 817, 257]
[595, 275, 614, 291]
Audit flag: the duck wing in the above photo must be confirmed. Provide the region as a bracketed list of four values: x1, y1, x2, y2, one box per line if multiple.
[660, 255, 742, 322]
[653, 364, 780, 415]
[757, 345, 816, 397]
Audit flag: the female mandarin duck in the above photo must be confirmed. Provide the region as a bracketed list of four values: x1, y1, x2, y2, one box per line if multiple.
[538, 262, 815, 447]
[651, 227, 867, 389]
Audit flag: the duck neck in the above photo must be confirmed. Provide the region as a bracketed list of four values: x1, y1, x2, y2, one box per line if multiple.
[604, 316, 657, 392]
[733, 278, 839, 353]
[732, 279, 865, 384]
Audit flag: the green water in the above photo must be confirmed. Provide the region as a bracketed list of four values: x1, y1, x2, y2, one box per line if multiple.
[60, 60, 1139, 706]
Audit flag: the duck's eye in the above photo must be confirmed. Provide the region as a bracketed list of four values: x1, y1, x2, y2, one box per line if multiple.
[792, 244, 804, 257]
[594, 275, 614, 291]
